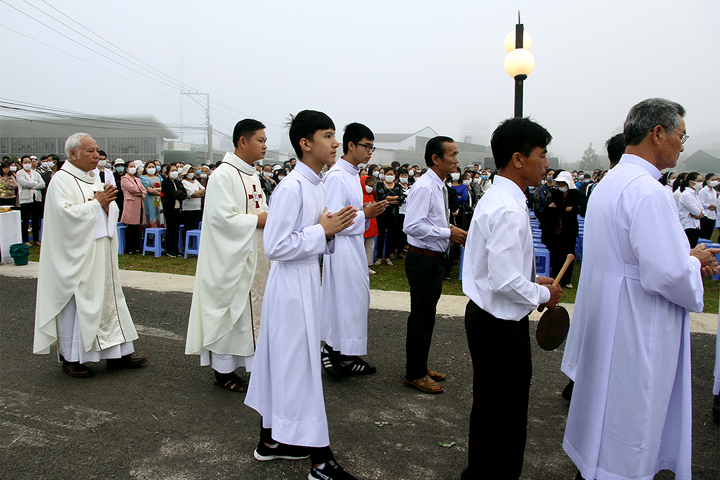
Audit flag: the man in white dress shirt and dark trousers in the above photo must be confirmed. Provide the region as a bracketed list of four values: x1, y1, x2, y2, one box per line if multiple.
[403, 136, 467, 394]
[460, 118, 562, 479]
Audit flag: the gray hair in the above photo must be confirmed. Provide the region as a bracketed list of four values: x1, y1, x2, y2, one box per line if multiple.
[623, 98, 685, 146]
[64, 133, 91, 157]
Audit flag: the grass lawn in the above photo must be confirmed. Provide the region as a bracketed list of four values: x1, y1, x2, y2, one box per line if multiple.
[27, 239, 720, 313]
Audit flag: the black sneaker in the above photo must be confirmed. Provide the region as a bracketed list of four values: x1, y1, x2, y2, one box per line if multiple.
[340, 357, 376, 376]
[253, 441, 309, 461]
[309, 459, 357, 480]
[321, 345, 344, 378]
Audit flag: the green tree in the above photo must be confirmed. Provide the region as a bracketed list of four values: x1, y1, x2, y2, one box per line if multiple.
[578, 142, 603, 171]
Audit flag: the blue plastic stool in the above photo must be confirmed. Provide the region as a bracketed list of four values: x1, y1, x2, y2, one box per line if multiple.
[116, 224, 127, 255]
[177, 224, 185, 253]
[535, 248, 551, 277]
[184, 229, 201, 258]
[142, 227, 167, 257]
[458, 246, 464, 280]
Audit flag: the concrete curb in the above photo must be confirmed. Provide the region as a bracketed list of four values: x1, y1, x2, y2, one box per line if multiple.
[2, 261, 717, 334]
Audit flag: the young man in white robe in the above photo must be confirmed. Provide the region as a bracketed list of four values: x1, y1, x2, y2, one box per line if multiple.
[244, 110, 359, 480]
[561, 98, 720, 480]
[185, 119, 270, 392]
[320, 122, 387, 377]
[33, 133, 146, 377]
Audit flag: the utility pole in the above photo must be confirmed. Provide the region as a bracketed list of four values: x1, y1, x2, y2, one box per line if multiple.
[181, 92, 211, 162]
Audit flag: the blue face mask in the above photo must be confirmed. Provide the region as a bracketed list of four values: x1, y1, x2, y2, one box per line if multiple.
[116, 166, 125, 173]
[481, 175, 488, 180]
[583, 179, 590, 183]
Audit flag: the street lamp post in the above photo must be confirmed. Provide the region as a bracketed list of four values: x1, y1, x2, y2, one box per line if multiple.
[504, 13, 535, 118]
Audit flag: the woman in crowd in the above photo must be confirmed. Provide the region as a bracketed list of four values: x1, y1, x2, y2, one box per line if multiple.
[672, 172, 687, 205]
[367, 164, 379, 180]
[0, 160, 18, 207]
[395, 168, 411, 259]
[699, 173, 718, 240]
[161, 164, 186, 257]
[660, 171, 676, 194]
[17, 156, 45, 246]
[374, 166, 402, 266]
[120, 162, 147, 254]
[140, 160, 163, 228]
[362, 175, 379, 274]
[181, 165, 205, 231]
[677, 172, 705, 248]
[541, 170, 579, 288]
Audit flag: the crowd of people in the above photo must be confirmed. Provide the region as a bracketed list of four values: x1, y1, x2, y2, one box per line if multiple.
[25, 98, 720, 480]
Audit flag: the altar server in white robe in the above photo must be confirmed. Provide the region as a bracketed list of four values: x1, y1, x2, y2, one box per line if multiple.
[185, 119, 270, 392]
[33, 133, 147, 378]
[321, 122, 387, 377]
[562, 98, 719, 480]
[245, 110, 359, 480]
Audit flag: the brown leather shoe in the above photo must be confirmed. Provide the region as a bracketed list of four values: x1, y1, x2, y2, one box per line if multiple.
[404, 375, 444, 394]
[62, 361, 93, 378]
[427, 368, 446, 382]
[106, 354, 147, 369]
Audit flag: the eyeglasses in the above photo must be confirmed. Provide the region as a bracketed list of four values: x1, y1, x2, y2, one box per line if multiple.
[356, 142, 376, 152]
[660, 126, 689, 144]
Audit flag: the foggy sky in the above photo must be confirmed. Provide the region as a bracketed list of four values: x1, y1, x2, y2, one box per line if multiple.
[1, 0, 719, 164]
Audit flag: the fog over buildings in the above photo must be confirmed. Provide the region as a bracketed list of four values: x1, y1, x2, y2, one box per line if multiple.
[1, 0, 718, 166]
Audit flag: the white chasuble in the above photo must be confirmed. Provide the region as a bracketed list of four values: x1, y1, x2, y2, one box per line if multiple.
[245, 161, 336, 448]
[185, 153, 269, 364]
[34, 161, 137, 355]
[562, 155, 703, 480]
[320, 158, 370, 355]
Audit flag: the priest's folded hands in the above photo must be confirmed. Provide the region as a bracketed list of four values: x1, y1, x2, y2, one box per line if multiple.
[690, 243, 720, 278]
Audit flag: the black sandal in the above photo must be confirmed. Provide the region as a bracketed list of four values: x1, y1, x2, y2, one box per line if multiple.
[214, 373, 248, 392]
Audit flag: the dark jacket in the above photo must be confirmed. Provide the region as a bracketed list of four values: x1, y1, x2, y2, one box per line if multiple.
[541, 188, 579, 244]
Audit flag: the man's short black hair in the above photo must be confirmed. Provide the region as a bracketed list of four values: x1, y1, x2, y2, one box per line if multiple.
[605, 133, 625, 167]
[233, 119, 266, 148]
[288, 110, 335, 159]
[98, 150, 107, 157]
[424, 136, 455, 167]
[342, 122, 374, 155]
[490, 117, 552, 171]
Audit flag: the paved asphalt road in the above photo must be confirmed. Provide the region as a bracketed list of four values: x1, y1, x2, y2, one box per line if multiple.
[1, 275, 718, 480]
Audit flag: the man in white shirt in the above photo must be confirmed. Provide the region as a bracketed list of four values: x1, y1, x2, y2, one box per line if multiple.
[403, 136, 467, 394]
[460, 118, 561, 479]
[562, 98, 719, 480]
[94, 150, 116, 187]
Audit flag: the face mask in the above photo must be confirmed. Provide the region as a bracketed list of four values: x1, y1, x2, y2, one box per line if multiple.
[385, 175, 395, 183]
[9, 165, 17, 172]
[372, 171, 379, 178]
[43, 162, 52, 169]
[473, 177, 481, 184]
[186, 173, 195, 179]
[558, 186, 568, 193]
[278, 175, 285, 181]
[451, 173, 460, 181]
[399, 177, 408, 184]
[463, 179, 471, 186]
[127, 167, 137, 175]
[481, 175, 488, 180]
[378, 174, 385, 180]
[146, 167, 156, 175]
[408, 170, 414, 177]
[709, 181, 719, 188]
[263, 172, 273, 178]
[692, 181, 702, 192]
[116, 166, 125, 173]
[169, 171, 179, 180]
[23, 164, 32, 171]
[98, 160, 107, 167]
[201, 173, 208, 179]
[583, 179, 590, 183]
[446, 182, 453, 187]
[365, 185, 374, 194]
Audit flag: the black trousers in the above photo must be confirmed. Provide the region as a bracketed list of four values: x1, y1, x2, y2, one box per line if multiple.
[684, 228, 701, 248]
[125, 224, 141, 253]
[462, 301, 531, 480]
[20, 201, 42, 243]
[164, 208, 181, 255]
[700, 216, 715, 241]
[375, 214, 397, 260]
[182, 210, 202, 232]
[548, 233, 576, 285]
[405, 250, 444, 380]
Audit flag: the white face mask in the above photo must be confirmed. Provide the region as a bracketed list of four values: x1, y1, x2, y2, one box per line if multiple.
[384, 175, 395, 183]
[378, 174, 385, 180]
[278, 175, 285, 181]
[169, 171, 179, 180]
[463, 179, 471, 186]
[692, 181, 702, 192]
[451, 173, 460, 181]
[43, 162, 53, 169]
[200, 173, 208, 179]
[399, 176, 408, 184]
[23, 164, 32, 171]
[709, 181, 719, 188]
[473, 177, 481, 184]
[263, 172, 272, 178]
[127, 167, 137, 175]
[365, 185, 374, 194]
[408, 170, 414, 177]
[186, 172, 195, 179]
[146, 167, 156, 175]
[446, 182, 453, 187]
[558, 186, 568, 193]
[98, 160, 107, 167]
[9, 165, 17, 172]
[372, 171, 379, 178]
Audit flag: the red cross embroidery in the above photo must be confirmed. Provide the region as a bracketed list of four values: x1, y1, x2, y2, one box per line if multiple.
[249, 184, 263, 208]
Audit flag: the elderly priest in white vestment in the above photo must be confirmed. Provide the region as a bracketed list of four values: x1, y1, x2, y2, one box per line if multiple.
[185, 119, 270, 392]
[33, 133, 147, 378]
[561, 98, 720, 480]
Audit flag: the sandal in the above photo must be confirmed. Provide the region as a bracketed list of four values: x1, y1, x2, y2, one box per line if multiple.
[374, 259, 383, 266]
[404, 375, 444, 394]
[427, 368, 446, 381]
[385, 259, 393, 266]
[214, 374, 248, 392]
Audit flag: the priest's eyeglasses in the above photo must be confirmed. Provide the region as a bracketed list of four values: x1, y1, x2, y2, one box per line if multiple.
[662, 126, 689, 144]
[356, 142, 376, 152]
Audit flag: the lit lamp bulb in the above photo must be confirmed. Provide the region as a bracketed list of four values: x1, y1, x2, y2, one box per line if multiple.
[504, 30, 532, 53]
[504, 48, 535, 79]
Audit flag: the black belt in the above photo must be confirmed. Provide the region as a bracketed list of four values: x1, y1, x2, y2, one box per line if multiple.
[408, 246, 445, 258]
